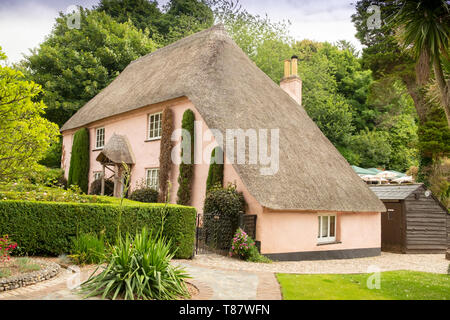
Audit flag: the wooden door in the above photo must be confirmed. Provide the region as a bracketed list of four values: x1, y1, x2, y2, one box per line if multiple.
[381, 202, 403, 252]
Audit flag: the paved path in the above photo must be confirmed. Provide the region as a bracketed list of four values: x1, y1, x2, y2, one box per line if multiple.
[3, 252, 444, 300]
[189, 252, 450, 274]
[0, 259, 281, 300]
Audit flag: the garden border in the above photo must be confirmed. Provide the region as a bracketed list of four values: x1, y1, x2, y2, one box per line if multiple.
[0, 259, 61, 292]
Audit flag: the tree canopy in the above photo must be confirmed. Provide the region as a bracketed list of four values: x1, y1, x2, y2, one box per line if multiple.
[22, 8, 157, 128]
[0, 48, 59, 181]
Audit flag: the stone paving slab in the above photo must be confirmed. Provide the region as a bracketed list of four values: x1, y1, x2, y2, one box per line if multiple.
[173, 261, 260, 300]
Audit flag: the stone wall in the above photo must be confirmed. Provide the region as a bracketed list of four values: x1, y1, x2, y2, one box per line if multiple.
[0, 260, 60, 292]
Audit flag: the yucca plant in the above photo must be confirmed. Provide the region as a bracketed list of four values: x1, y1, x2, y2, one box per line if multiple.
[80, 227, 190, 300]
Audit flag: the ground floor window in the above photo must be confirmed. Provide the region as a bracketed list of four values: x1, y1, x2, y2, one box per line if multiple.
[145, 168, 159, 190]
[317, 214, 336, 243]
[93, 171, 102, 181]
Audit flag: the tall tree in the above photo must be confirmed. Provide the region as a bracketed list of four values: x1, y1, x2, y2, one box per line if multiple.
[0, 48, 59, 181]
[22, 8, 157, 128]
[393, 0, 450, 126]
[95, 0, 163, 38]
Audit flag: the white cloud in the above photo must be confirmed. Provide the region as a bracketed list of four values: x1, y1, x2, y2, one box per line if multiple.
[0, 3, 58, 63]
[0, 0, 362, 64]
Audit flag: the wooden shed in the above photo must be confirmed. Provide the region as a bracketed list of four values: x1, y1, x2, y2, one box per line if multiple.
[369, 184, 449, 253]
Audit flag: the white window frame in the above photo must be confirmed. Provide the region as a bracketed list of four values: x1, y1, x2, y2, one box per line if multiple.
[145, 168, 159, 191]
[95, 127, 105, 149]
[93, 171, 102, 181]
[317, 214, 336, 244]
[147, 112, 162, 140]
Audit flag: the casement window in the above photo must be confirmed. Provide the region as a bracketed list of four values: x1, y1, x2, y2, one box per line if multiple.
[93, 171, 102, 181]
[146, 168, 159, 190]
[317, 214, 336, 244]
[148, 112, 162, 140]
[95, 127, 105, 149]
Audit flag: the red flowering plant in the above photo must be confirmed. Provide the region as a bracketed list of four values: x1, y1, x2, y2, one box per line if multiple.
[229, 228, 255, 260]
[0, 235, 17, 263]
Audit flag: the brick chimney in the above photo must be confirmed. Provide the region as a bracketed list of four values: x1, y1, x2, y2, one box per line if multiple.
[280, 55, 302, 106]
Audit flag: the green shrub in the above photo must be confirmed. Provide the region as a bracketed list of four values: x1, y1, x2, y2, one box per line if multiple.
[206, 147, 223, 192]
[69, 232, 107, 265]
[80, 227, 190, 300]
[89, 178, 114, 196]
[0, 200, 196, 259]
[177, 109, 195, 205]
[159, 107, 174, 203]
[129, 187, 159, 203]
[68, 128, 90, 194]
[203, 184, 245, 250]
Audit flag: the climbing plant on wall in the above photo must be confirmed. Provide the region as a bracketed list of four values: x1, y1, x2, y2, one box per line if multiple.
[206, 146, 224, 193]
[158, 107, 174, 203]
[176, 109, 195, 205]
[68, 128, 90, 193]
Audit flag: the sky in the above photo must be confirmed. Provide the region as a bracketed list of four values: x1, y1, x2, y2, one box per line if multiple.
[0, 0, 362, 64]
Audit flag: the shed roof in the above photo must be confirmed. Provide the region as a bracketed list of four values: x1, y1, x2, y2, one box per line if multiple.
[369, 184, 423, 200]
[61, 25, 385, 213]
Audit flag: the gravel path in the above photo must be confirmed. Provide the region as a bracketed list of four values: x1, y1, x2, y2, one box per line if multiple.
[183, 252, 450, 274]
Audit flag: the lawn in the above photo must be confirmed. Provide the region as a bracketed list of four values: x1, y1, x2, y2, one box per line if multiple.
[276, 271, 450, 300]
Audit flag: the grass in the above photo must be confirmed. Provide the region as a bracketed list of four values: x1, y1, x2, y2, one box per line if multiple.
[277, 271, 450, 300]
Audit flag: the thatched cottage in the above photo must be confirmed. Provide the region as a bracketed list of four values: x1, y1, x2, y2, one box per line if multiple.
[61, 25, 385, 260]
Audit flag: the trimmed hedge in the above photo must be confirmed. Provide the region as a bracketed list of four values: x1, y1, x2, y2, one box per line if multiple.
[68, 128, 90, 194]
[0, 200, 196, 259]
[206, 147, 224, 192]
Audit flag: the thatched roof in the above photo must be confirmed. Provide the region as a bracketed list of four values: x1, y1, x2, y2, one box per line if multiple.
[96, 134, 136, 165]
[62, 25, 385, 213]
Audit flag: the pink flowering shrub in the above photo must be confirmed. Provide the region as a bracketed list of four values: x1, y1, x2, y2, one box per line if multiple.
[0, 235, 17, 263]
[229, 228, 255, 260]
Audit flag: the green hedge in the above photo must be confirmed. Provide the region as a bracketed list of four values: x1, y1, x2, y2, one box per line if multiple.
[0, 200, 196, 259]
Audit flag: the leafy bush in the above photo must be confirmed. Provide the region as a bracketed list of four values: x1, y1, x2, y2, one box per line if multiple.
[68, 128, 90, 194]
[69, 232, 107, 265]
[89, 178, 114, 196]
[0, 200, 196, 258]
[229, 228, 271, 263]
[27, 166, 66, 188]
[129, 187, 159, 203]
[203, 184, 245, 250]
[81, 227, 190, 300]
[177, 109, 195, 205]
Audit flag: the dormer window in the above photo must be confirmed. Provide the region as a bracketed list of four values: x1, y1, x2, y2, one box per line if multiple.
[96, 127, 105, 149]
[148, 112, 162, 140]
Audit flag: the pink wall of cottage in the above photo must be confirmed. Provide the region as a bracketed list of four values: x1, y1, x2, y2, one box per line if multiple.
[61, 97, 381, 256]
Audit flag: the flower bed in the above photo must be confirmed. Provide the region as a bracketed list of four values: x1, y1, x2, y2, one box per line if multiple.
[0, 258, 60, 292]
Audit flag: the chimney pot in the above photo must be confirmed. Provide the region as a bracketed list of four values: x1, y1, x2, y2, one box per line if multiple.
[291, 56, 298, 76]
[283, 60, 290, 78]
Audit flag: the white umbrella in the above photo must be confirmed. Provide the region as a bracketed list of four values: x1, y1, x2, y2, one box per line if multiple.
[375, 171, 398, 179]
[392, 176, 413, 184]
[361, 175, 388, 184]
